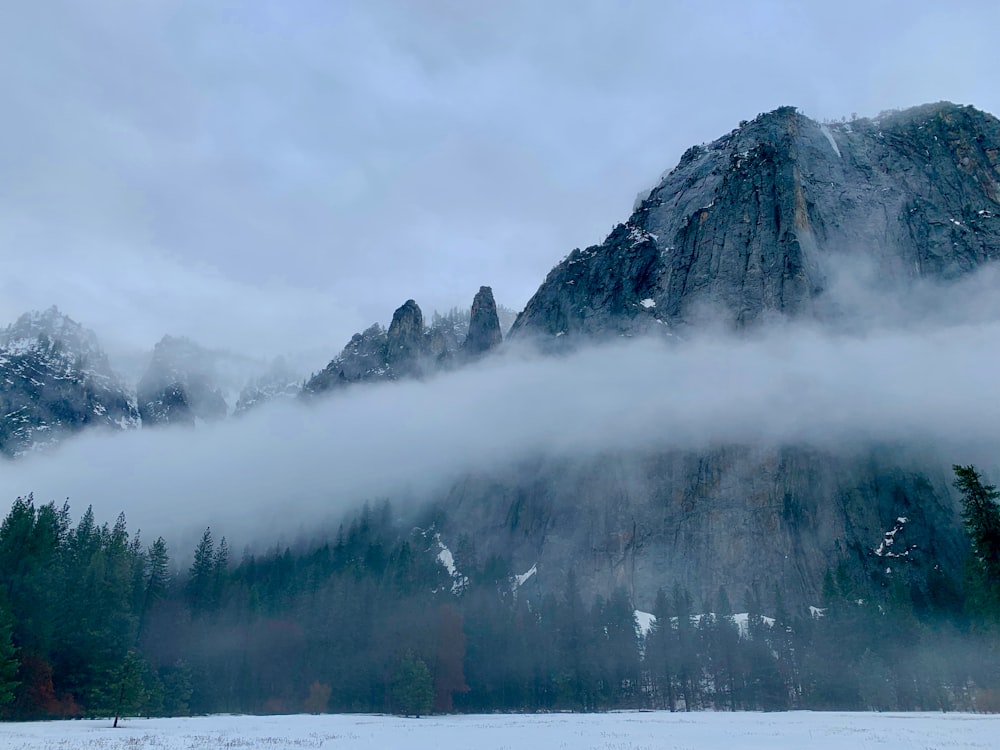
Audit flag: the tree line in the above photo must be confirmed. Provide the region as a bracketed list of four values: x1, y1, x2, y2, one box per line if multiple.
[0, 464, 998, 720]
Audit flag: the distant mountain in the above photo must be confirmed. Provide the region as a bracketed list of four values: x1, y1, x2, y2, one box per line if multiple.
[235, 357, 301, 415]
[0, 307, 139, 456]
[137, 336, 230, 426]
[136, 335, 279, 426]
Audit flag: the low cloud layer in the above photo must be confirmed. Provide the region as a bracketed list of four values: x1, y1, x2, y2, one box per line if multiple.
[4, 265, 1000, 550]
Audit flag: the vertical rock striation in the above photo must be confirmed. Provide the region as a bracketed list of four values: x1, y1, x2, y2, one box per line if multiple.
[511, 103, 1000, 342]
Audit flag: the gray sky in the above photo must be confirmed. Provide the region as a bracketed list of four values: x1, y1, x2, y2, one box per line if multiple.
[2, 0, 999, 369]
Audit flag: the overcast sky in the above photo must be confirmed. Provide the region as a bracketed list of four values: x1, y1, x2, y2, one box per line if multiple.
[2, 0, 999, 370]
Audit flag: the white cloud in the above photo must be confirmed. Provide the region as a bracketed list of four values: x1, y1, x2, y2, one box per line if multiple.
[6, 265, 1000, 549]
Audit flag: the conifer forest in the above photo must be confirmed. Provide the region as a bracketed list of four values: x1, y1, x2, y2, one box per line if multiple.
[1, 465, 998, 721]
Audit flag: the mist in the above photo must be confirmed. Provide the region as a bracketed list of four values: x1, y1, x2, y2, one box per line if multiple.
[4, 262, 1000, 549]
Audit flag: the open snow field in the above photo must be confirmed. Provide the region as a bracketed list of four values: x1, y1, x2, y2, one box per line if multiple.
[2, 711, 998, 750]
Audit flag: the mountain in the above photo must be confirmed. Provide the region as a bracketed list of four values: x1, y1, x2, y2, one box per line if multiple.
[136, 335, 280, 426]
[511, 102, 1000, 341]
[304, 286, 503, 395]
[137, 336, 231, 426]
[234, 356, 301, 415]
[0, 307, 139, 456]
[435, 102, 1000, 608]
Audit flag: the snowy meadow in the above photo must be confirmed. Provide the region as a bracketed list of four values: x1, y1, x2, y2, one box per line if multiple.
[2, 711, 998, 750]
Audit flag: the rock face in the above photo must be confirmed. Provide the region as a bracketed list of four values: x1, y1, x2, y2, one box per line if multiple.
[439, 447, 962, 609]
[511, 103, 1000, 341]
[304, 289, 500, 395]
[137, 336, 229, 426]
[385, 300, 425, 378]
[463, 286, 503, 356]
[439, 102, 1000, 609]
[0, 307, 139, 455]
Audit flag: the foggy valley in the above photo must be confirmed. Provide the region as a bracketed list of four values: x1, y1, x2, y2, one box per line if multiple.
[3, 1, 1000, 745]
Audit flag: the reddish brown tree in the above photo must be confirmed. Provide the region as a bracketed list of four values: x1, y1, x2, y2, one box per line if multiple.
[433, 605, 469, 712]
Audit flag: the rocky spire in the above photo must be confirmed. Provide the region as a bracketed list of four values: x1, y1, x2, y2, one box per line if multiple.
[463, 286, 502, 356]
[385, 299, 425, 376]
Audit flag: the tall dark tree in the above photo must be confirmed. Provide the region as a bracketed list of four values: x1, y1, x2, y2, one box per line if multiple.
[186, 528, 216, 617]
[953, 465, 1000, 615]
[392, 654, 433, 717]
[0, 600, 19, 709]
[645, 587, 676, 711]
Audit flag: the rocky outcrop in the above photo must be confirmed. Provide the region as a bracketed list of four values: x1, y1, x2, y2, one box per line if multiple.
[137, 336, 229, 426]
[385, 300, 425, 377]
[304, 288, 502, 395]
[511, 103, 1000, 342]
[0, 307, 139, 455]
[463, 286, 503, 356]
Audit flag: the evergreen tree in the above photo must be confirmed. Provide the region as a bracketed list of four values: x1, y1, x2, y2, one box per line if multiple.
[953, 465, 1000, 615]
[392, 654, 433, 717]
[112, 650, 147, 727]
[0, 600, 19, 709]
[160, 660, 193, 716]
[645, 588, 677, 710]
[554, 570, 591, 709]
[139, 537, 171, 641]
[186, 528, 215, 617]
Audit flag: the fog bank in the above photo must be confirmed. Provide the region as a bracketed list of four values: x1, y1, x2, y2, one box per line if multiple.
[3, 308, 999, 547]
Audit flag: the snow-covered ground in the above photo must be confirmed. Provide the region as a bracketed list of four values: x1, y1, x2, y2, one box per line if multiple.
[2, 711, 998, 749]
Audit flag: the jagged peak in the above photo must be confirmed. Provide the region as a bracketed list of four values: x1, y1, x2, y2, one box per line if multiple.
[1, 306, 107, 363]
[5, 305, 82, 337]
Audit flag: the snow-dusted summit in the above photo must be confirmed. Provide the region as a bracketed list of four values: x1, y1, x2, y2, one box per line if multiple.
[0, 307, 139, 456]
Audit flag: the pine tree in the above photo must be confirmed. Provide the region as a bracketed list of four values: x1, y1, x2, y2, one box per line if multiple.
[112, 651, 147, 727]
[645, 588, 676, 710]
[144, 538, 170, 607]
[186, 528, 215, 617]
[953, 465, 1000, 615]
[0, 600, 19, 709]
[392, 654, 433, 717]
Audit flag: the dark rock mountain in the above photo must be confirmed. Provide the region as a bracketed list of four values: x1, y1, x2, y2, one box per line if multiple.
[137, 336, 231, 426]
[385, 300, 425, 378]
[463, 286, 503, 356]
[0, 307, 139, 456]
[511, 102, 1000, 341]
[435, 102, 1000, 608]
[304, 288, 503, 395]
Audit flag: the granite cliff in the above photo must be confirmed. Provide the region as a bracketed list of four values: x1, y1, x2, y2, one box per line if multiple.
[511, 103, 1000, 341]
[437, 102, 1000, 608]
